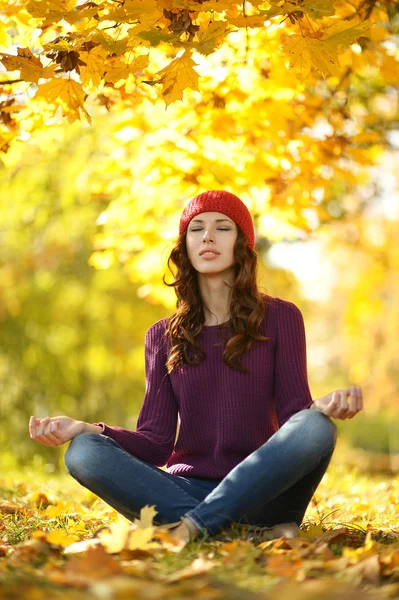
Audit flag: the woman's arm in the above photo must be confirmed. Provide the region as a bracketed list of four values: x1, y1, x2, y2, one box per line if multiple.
[273, 299, 313, 427]
[90, 320, 178, 466]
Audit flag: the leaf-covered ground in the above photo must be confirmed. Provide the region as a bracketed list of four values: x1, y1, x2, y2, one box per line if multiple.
[1, 440, 398, 600]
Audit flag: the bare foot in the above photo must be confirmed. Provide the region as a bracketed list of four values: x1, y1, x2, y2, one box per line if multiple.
[169, 518, 199, 545]
[261, 521, 300, 540]
[169, 522, 191, 544]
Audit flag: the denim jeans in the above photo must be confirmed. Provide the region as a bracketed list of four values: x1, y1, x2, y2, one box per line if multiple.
[64, 409, 337, 537]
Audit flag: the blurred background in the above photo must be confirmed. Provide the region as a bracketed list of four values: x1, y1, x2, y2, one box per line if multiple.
[0, 112, 398, 473]
[0, 10, 398, 474]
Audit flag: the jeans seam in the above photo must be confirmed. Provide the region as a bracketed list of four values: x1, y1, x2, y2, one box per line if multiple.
[184, 510, 207, 532]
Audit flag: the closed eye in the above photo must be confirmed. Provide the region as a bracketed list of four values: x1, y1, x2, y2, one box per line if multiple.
[190, 228, 230, 231]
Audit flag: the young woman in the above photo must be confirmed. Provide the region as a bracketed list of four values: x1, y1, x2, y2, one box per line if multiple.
[29, 190, 363, 546]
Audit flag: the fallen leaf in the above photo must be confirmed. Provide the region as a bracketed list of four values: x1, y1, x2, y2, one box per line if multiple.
[64, 545, 123, 581]
[167, 554, 217, 582]
[0, 502, 19, 514]
[338, 554, 381, 585]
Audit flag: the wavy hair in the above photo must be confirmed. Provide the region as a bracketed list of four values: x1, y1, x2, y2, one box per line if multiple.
[162, 226, 272, 373]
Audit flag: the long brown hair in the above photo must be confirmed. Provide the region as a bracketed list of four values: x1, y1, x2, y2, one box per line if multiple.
[162, 227, 272, 374]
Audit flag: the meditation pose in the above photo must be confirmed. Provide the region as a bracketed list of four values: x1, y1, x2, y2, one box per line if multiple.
[30, 190, 363, 545]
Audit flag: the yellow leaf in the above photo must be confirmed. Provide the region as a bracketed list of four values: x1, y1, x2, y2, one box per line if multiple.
[287, 35, 341, 79]
[189, 0, 246, 11]
[123, 0, 163, 32]
[36, 78, 90, 123]
[79, 46, 107, 87]
[259, 1, 306, 21]
[370, 25, 388, 43]
[155, 50, 199, 106]
[0, 47, 53, 84]
[299, 523, 324, 538]
[97, 517, 131, 553]
[43, 500, 85, 517]
[286, 35, 312, 80]
[128, 54, 150, 75]
[133, 504, 157, 529]
[225, 12, 266, 29]
[193, 20, 230, 55]
[46, 530, 80, 548]
[104, 58, 130, 84]
[90, 30, 129, 56]
[323, 19, 371, 54]
[26, 0, 76, 20]
[167, 555, 217, 582]
[127, 527, 158, 550]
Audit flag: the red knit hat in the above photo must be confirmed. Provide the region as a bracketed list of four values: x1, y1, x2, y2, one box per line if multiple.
[179, 190, 255, 249]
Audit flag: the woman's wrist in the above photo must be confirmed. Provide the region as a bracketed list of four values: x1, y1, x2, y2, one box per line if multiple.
[81, 422, 103, 434]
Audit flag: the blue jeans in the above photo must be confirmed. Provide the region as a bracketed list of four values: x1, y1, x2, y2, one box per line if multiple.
[64, 409, 337, 537]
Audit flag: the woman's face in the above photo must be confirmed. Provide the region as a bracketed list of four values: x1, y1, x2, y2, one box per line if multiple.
[185, 211, 238, 274]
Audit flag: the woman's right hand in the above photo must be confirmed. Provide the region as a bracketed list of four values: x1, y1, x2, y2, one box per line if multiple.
[29, 416, 86, 447]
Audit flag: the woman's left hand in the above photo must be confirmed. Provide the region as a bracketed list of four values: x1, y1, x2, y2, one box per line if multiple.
[312, 386, 363, 420]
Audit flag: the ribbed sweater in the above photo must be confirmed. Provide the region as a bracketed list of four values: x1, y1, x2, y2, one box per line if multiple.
[93, 295, 314, 479]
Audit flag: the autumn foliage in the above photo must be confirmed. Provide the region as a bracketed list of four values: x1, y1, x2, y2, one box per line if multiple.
[0, 0, 397, 149]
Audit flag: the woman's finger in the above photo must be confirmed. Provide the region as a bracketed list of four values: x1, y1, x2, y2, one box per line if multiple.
[347, 386, 358, 418]
[36, 417, 51, 438]
[38, 421, 62, 446]
[334, 390, 349, 419]
[47, 421, 66, 444]
[329, 390, 340, 416]
[357, 386, 363, 411]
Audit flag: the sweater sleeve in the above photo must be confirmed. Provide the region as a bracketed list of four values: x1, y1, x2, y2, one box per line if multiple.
[274, 300, 313, 427]
[92, 320, 178, 467]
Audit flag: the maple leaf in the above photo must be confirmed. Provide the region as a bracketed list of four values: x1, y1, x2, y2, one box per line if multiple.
[225, 12, 267, 29]
[89, 31, 129, 56]
[259, 1, 306, 21]
[104, 58, 130, 84]
[133, 504, 157, 529]
[176, 0, 237, 11]
[63, 545, 123, 582]
[286, 35, 341, 79]
[36, 78, 90, 123]
[26, 0, 76, 22]
[45, 530, 81, 548]
[322, 19, 371, 54]
[152, 49, 199, 105]
[300, 0, 336, 18]
[104, 54, 149, 84]
[192, 20, 231, 55]
[0, 48, 54, 84]
[121, 0, 163, 33]
[135, 29, 180, 47]
[79, 46, 107, 87]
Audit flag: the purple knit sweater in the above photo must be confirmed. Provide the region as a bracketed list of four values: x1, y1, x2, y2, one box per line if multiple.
[93, 295, 314, 479]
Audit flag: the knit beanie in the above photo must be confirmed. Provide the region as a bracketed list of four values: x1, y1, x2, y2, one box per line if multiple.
[179, 190, 255, 250]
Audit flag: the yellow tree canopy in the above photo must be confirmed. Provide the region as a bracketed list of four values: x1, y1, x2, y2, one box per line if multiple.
[0, 0, 396, 148]
[0, 0, 397, 305]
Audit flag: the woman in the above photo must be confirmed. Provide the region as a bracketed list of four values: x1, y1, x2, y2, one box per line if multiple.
[29, 190, 363, 546]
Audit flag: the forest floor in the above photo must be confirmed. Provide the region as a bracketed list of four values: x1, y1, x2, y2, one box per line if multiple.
[0, 438, 398, 600]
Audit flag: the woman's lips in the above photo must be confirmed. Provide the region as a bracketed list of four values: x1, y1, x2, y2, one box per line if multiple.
[201, 253, 220, 260]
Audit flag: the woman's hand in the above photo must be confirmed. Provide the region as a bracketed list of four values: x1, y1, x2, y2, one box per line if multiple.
[312, 386, 363, 420]
[29, 416, 87, 447]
